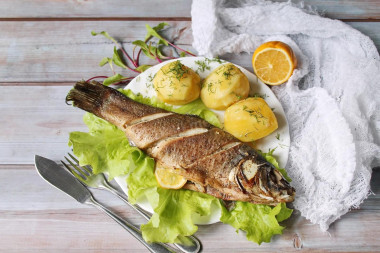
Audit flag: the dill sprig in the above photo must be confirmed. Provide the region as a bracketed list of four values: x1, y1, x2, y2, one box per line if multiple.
[165, 60, 189, 80]
[252, 93, 268, 99]
[195, 60, 211, 72]
[205, 57, 224, 64]
[207, 82, 216, 94]
[242, 105, 267, 124]
[222, 64, 235, 80]
[231, 92, 242, 100]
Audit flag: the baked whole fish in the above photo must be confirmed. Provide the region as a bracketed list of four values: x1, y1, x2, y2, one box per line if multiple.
[66, 81, 295, 205]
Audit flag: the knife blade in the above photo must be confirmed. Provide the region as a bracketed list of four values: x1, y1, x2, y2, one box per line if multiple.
[35, 155, 91, 203]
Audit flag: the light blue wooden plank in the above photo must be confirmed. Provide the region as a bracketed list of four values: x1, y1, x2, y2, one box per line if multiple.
[300, 0, 380, 19]
[0, 0, 378, 19]
[0, 0, 192, 18]
[0, 21, 378, 83]
[348, 22, 380, 51]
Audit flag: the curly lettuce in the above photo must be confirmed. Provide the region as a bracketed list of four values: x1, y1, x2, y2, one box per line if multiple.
[220, 202, 292, 245]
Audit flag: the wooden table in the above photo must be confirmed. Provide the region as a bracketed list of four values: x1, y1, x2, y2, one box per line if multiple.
[1, 1, 379, 252]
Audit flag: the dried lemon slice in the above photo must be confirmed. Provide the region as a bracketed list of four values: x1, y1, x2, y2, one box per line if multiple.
[252, 41, 297, 85]
[155, 164, 187, 189]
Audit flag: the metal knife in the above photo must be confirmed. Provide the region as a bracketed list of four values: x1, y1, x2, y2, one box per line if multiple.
[35, 155, 175, 253]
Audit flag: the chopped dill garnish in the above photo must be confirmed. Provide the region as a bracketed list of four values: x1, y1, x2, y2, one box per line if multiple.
[268, 147, 277, 154]
[165, 60, 188, 80]
[231, 92, 242, 100]
[146, 82, 153, 88]
[252, 93, 268, 99]
[146, 74, 154, 82]
[242, 105, 267, 124]
[195, 60, 211, 72]
[276, 133, 280, 140]
[145, 74, 155, 88]
[205, 56, 224, 64]
[223, 64, 235, 80]
[279, 143, 289, 149]
[207, 82, 216, 94]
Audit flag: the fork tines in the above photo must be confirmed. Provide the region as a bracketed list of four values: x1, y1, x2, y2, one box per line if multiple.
[61, 153, 91, 181]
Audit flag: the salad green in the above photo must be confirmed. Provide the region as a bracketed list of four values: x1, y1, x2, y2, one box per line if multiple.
[68, 90, 292, 244]
[90, 23, 196, 86]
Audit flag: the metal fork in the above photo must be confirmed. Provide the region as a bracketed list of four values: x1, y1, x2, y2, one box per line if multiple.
[61, 153, 201, 253]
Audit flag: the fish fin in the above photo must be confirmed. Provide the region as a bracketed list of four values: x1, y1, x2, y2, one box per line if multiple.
[66, 80, 106, 115]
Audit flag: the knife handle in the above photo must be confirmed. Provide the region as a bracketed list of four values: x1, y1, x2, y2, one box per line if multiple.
[86, 196, 175, 253]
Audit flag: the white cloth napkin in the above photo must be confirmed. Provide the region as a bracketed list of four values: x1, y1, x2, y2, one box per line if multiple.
[191, 0, 380, 231]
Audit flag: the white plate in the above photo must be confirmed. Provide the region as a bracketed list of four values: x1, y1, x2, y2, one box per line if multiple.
[114, 57, 290, 225]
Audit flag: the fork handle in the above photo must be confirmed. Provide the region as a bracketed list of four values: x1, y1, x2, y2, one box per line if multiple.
[104, 184, 152, 220]
[86, 196, 175, 253]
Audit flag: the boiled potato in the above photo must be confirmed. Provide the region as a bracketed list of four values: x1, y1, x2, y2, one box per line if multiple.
[201, 63, 249, 110]
[224, 97, 278, 142]
[153, 61, 201, 105]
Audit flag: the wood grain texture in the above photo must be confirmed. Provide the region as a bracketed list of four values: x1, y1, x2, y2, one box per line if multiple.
[0, 0, 379, 20]
[1, 166, 379, 252]
[299, 0, 380, 20]
[0, 21, 379, 83]
[0, 0, 192, 19]
[0, 21, 192, 82]
[0, 86, 87, 164]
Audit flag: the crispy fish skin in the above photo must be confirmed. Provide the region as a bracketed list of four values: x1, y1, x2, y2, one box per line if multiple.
[66, 81, 295, 205]
[126, 113, 213, 149]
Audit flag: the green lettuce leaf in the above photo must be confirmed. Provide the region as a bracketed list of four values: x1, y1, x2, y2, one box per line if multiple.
[141, 188, 217, 243]
[126, 155, 157, 204]
[220, 202, 293, 245]
[68, 113, 143, 180]
[274, 203, 293, 222]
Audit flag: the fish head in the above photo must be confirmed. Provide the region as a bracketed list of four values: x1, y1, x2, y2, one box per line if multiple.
[234, 149, 295, 204]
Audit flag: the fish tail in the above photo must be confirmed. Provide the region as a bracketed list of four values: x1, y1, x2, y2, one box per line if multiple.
[65, 81, 107, 116]
[66, 80, 167, 128]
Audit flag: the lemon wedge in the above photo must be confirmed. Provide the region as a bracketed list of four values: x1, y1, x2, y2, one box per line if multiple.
[155, 164, 187, 189]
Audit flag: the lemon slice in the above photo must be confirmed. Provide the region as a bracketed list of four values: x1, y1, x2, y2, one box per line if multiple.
[252, 41, 297, 85]
[155, 164, 187, 189]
